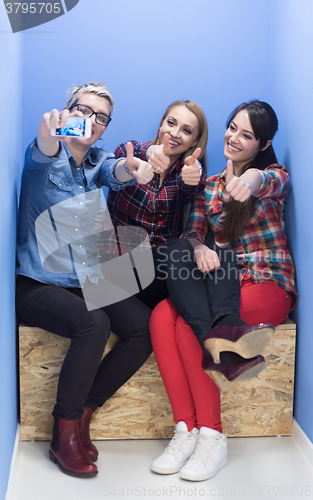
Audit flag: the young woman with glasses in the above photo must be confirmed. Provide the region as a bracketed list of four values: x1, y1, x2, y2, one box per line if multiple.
[16, 81, 156, 478]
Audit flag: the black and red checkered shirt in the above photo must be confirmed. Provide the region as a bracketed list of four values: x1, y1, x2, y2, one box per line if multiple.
[104, 141, 206, 252]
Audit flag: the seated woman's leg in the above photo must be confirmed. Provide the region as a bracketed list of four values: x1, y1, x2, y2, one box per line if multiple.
[240, 278, 292, 326]
[149, 298, 197, 429]
[16, 276, 105, 477]
[164, 239, 214, 344]
[175, 315, 227, 481]
[16, 277, 109, 420]
[85, 295, 152, 409]
[149, 298, 199, 474]
[175, 315, 222, 433]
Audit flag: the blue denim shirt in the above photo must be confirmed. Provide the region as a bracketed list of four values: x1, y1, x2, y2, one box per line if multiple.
[16, 141, 136, 287]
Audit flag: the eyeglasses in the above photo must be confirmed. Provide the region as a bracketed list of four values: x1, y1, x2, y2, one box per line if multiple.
[69, 104, 112, 127]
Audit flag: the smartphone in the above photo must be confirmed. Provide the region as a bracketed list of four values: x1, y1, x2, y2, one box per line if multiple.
[50, 117, 92, 138]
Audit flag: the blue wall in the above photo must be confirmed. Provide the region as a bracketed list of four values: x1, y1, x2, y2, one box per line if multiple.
[270, 0, 313, 443]
[1, 0, 312, 496]
[0, 10, 23, 500]
[21, 0, 274, 167]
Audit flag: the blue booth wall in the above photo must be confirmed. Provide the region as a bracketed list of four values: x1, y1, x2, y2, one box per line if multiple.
[270, 0, 313, 443]
[0, 11, 23, 500]
[1, 0, 312, 496]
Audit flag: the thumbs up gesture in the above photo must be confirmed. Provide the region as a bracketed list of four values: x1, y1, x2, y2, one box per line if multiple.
[225, 160, 251, 202]
[181, 148, 202, 185]
[146, 133, 171, 174]
[125, 142, 154, 185]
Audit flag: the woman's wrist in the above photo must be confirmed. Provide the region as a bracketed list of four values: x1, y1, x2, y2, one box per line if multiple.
[240, 169, 262, 193]
[124, 160, 134, 177]
[113, 159, 134, 182]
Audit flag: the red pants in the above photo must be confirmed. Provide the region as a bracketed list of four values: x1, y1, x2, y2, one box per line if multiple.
[149, 281, 291, 433]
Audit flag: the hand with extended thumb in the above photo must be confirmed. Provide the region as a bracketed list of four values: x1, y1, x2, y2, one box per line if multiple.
[146, 133, 171, 174]
[225, 160, 251, 202]
[181, 147, 202, 186]
[125, 142, 154, 185]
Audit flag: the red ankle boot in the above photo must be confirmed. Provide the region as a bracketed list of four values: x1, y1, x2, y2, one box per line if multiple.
[79, 407, 99, 462]
[49, 418, 98, 478]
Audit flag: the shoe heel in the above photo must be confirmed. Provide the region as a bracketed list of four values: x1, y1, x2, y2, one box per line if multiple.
[203, 339, 221, 364]
[49, 450, 58, 464]
[204, 370, 231, 394]
[215, 329, 272, 359]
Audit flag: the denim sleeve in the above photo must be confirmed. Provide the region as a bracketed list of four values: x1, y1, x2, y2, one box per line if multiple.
[24, 140, 65, 171]
[99, 155, 136, 191]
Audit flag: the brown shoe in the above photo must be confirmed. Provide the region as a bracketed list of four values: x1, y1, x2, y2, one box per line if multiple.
[203, 354, 266, 393]
[203, 323, 274, 364]
[79, 407, 98, 462]
[49, 419, 98, 478]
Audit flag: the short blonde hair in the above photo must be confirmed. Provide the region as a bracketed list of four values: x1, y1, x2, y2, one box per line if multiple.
[151, 100, 208, 172]
[64, 81, 114, 110]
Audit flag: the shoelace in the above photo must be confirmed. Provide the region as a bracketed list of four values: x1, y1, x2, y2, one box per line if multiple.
[164, 428, 198, 456]
[189, 435, 221, 463]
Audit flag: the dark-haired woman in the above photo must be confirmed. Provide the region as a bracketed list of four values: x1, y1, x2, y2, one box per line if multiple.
[148, 101, 296, 481]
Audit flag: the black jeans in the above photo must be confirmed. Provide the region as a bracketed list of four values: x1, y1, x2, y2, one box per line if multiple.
[164, 237, 241, 346]
[16, 276, 152, 420]
[133, 240, 183, 309]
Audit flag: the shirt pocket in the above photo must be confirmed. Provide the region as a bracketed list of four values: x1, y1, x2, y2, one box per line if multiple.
[206, 201, 223, 216]
[44, 172, 73, 206]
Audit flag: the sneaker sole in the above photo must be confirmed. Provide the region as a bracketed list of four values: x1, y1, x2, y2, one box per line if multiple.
[150, 463, 185, 475]
[179, 454, 227, 481]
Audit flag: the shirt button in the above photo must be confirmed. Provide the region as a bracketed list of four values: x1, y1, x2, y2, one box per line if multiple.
[151, 232, 154, 235]
[79, 186, 83, 189]
[82, 262, 86, 265]
[74, 215, 78, 219]
[77, 167, 80, 170]
[75, 229, 78, 232]
[59, 183, 62, 186]
[80, 202, 83, 205]
[79, 245, 82, 248]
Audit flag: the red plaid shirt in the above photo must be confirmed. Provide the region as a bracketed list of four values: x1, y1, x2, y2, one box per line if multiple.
[183, 164, 297, 308]
[103, 141, 206, 253]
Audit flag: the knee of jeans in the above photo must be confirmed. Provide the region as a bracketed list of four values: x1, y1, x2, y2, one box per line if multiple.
[73, 308, 110, 346]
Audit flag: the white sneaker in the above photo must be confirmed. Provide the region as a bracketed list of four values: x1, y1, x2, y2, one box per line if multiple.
[179, 427, 227, 481]
[151, 422, 199, 474]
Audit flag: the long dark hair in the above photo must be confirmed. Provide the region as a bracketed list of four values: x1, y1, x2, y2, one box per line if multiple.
[223, 100, 278, 243]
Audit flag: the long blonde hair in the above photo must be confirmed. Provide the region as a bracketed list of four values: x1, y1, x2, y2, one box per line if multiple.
[150, 100, 208, 172]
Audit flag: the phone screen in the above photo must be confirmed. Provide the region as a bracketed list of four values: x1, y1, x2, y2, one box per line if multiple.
[55, 117, 87, 137]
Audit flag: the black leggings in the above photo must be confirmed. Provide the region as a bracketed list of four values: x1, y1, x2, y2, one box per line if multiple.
[16, 276, 152, 420]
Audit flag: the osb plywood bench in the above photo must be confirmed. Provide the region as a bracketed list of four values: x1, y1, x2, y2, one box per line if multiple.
[19, 319, 296, 441]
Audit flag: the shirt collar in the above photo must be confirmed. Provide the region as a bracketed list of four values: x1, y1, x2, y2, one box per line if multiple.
[62, 143, 99, 166]
[219, 167, 227, 181]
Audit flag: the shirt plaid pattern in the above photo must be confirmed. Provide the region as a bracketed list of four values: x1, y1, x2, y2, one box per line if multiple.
[101, 141, 206, 256]
[183, 164, 297, 308]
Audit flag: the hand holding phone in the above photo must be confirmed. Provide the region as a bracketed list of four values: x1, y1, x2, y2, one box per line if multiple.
[50, 116, 92, 139]
[37, 108, 92, 157]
